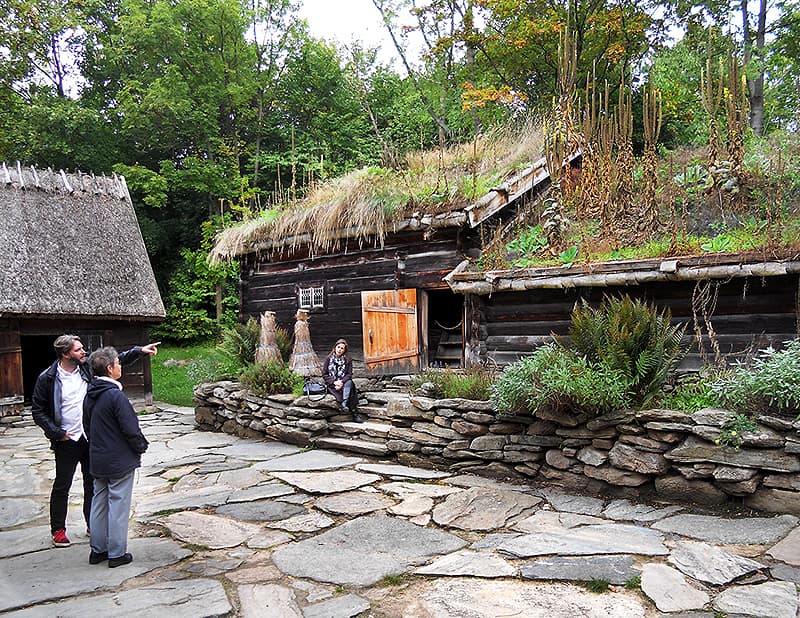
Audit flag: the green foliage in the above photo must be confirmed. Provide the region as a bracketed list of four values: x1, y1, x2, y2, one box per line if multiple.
[152, 217, 239, 344]
[567, 296, 687, 408]
[710, 341, 800, 414]
[239, 360, 302, 397]
[658, 375, 716, 412]
[490, 344, 632, 416]
[558, 245, 579, 266]
[506, 225, 549, 261]
[624, 576, 641, 590]
[715, 413, 759, 448]
[151, 344, 219, 406]
[700, 234, 733, 252]
[218, 318, 261, 368]
[412, 366, 496, 400]
[584, 579, 611, 593]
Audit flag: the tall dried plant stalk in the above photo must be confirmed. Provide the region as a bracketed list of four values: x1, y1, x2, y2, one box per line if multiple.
[725, 51, 749, 211]
[641, 85, 663, 235]
[701, 59, 724, 165]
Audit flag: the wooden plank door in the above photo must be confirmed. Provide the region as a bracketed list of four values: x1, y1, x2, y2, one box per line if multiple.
[0, 323, 23, 398]
[361, 289, 419, 374]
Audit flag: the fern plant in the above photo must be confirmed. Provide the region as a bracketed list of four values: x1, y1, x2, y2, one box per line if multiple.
[564, 295, 687, 407]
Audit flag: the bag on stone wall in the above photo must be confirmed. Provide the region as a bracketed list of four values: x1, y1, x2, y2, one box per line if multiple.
[302, 379, 326, 397]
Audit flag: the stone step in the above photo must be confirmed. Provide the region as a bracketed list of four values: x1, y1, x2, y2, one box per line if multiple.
[329, 420, 392, 438]
[314, 436, 390, 457]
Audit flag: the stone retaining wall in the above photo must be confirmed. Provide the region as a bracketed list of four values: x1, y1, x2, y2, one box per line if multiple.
[194, 381, 800, 515]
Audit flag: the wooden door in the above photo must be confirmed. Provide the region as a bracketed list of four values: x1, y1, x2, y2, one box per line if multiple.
[0, 322, 23, 398]
[361, 289, 419, 374]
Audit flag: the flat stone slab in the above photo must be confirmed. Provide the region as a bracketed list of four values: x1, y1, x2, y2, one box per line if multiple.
[771, 563, 800, 583]
[0, 498, 44, 528]
[0, 466, 47, 497]
[712, 581, 798, 618]
[215, 500, 306, 522]
[303, 593, 371, 618]
[445, 474, 534, 493]
[641, 563, 710, 613]
[160, 511, 266, 549]
[269, 470, 380, 494]
[387, 577, 649, 617]
[498, 524, 669, 557]
[513, 511, 605, 533]
[266, 511, 335, 532]
[254, 450, 363, 472]
[5, 578, 232, 618]
[541, 491, 605, 515]
[314, 491, 395, 515]
[389, 495, 434, 517]
[166, 432, 239, 450]
[271, 515, 467, 586]
[432, 487, 542, 531]
[653, 513, 798, 544]
[355, 463, 450, 479]
[216, 441, 301, 461]
[603, 499, 682, 523]
[225, 482, 296, 503]
[668, 540, 764, 585]
[767, 525, 800, 565]
[521, 555, 640, 585]
[415, 549, 517, 578]
[0, 537, 190, 612]
[378, 481, 462, 499]
[172, 467, 268, 492]
[238, 583, 301, 618]
[0, 525, 61, 559]
[134, 486, 232, 517]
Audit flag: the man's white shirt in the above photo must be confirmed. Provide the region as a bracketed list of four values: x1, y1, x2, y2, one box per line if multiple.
[56, 364, 86, 441]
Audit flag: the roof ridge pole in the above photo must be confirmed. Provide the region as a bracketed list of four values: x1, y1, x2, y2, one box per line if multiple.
[31, 165, 40, 188]
[2, 162, 10, 185]
[60, 169, 73, 193]
[16, 161, 25, 189]
[113, 173, 125, 200]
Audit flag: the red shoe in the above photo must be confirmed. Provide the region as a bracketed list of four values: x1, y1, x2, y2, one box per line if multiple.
[52, 529, 71, 547]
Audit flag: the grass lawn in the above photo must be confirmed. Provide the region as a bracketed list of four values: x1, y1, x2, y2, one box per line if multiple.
[151, 343, 217, 407]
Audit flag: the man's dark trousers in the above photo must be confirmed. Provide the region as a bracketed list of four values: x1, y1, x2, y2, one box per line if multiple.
[50, 436, 93, 533]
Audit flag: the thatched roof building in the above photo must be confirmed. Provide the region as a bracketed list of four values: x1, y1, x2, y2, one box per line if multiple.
[0, 163, 165, 411]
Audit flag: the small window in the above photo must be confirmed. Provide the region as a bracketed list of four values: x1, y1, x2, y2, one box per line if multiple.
[298, 285, 325, 310]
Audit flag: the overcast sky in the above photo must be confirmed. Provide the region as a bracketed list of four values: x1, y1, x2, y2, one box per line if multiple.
[298, 0, 411, 69]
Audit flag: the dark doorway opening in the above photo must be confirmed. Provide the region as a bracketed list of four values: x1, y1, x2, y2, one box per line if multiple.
[426, 290, 464, 368]
[21, 335, 57, 402]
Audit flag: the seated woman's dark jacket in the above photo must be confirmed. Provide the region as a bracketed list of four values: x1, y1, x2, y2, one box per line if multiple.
[82, 379, 148, 479]
[322, 354, 353, 403]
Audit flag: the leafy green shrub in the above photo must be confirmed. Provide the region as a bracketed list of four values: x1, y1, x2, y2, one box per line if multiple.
[715, 413, 759, 448]
[490, 344, 632, 416]
[566, 295, 687, 407]
[412, 366, 495, 400]
[711, 341, 800, 414]
[218, 318, 261, 367]
[658, 374, 716, 412]
[239, 360, 303, 396]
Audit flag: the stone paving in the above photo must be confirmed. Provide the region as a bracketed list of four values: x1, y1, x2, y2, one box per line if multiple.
[1, 405, 799, 617]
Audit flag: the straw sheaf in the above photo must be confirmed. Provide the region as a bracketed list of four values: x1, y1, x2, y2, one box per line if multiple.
[0, 163, 166, 319]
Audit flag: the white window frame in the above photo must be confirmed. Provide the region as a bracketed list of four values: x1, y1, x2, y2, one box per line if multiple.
[298, 285, 325, 310]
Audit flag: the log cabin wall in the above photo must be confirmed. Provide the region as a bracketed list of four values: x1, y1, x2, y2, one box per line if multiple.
[480, 274, 800, 369]
[240, 229, 471, 367]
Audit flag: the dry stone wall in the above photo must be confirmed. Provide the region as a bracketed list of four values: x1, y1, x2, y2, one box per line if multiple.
[194, 381, 800, 515]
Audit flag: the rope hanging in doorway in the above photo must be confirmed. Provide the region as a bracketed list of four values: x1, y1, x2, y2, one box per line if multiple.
[434, 319, 463, 331]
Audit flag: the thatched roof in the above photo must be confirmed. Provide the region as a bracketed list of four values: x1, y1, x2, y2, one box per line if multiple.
[445, 252, 800, 295]
[0, 163, 165, 320]
[210, 121, 545, 262]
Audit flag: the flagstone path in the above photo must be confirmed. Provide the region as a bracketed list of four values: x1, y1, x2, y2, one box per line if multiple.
[1, 405, 799, 617]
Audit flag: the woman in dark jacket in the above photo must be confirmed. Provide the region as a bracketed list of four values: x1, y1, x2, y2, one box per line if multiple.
[322, 338, 363, 423]
[82, 347, 148, 568]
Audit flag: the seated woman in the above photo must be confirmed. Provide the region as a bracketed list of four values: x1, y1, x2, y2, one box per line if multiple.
[322, 339, 363, 423]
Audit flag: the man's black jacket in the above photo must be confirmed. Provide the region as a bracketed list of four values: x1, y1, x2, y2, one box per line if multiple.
[31, 347, 144, 442]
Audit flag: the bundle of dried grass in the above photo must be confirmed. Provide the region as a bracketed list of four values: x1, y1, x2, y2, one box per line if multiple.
[255, 311, 282, 365]
[288, 310, 322, 377]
